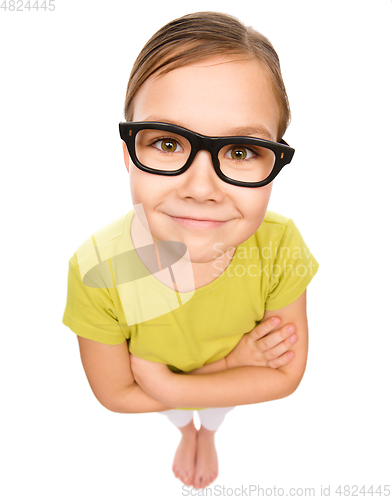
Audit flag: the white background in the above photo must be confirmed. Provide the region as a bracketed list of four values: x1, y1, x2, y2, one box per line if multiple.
[1, 0, 391, 498]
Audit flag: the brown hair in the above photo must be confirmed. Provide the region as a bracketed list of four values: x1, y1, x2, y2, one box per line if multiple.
[124, 11, 291, 141]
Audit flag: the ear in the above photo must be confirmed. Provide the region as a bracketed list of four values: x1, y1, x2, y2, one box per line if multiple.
[122, 141, 130, 173]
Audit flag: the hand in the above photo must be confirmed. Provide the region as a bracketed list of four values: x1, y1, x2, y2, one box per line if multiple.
[225, 316, 297, 370]
[129, 353, 173, 401]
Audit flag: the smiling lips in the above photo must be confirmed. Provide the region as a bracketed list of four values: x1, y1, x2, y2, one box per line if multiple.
[168, 214, 228, 228]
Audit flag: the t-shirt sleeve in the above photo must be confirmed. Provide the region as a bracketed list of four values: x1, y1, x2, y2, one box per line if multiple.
[264, 218, 319, 311]
[62, 257, 126, 345]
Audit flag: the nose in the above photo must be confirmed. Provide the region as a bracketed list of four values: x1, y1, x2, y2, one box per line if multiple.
[178, 149, 223, 200]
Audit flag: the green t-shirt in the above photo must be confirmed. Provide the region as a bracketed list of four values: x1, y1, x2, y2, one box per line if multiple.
[62, 209, 319, 410]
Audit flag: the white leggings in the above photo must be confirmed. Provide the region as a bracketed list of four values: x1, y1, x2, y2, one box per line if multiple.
[158, 407, 235, 431]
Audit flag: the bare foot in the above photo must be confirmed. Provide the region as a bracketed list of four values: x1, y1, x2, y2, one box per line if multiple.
[172, 420, 198, 487]
[193, 425, 219, 489]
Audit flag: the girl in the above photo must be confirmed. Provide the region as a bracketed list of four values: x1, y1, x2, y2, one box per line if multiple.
[63, 11, 319, 490]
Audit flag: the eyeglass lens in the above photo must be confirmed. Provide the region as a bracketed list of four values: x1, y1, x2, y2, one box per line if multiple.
[134, 129, 276, 183]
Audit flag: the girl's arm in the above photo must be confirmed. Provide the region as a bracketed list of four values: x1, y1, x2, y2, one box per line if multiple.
[188, 311, 298, 375]
[76, 336, 174, 414]
[76, 316, 293, 415]
[131, 291, 308, 408]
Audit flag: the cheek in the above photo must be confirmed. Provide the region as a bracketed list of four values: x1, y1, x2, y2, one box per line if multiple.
[129, 169, 140, 204]
[130, 164, 174, 208]
[129, 165, 153, 202]
[242, 187, 272, 224]
[238, 185, 272, 210]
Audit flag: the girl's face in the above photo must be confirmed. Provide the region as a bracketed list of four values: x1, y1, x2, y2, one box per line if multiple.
[123, 56, 280, 264]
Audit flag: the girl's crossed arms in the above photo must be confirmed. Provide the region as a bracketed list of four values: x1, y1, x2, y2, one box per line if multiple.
[130, 290, 307, 409]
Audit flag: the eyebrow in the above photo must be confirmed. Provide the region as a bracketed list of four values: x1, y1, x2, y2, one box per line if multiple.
[226, 126, 274, 142]
[142, 116, 274, 142]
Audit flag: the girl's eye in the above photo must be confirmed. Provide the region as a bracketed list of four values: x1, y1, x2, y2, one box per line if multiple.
[226, 146, 256, 161]
[154, 138, 183, 153]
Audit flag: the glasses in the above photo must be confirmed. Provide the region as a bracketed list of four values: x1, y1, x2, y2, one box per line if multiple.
[119, 121, 295, 188]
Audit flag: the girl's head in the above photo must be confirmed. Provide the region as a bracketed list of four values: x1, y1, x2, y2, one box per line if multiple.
[122, 12, 293, 265]
[124, 11, 290, 142]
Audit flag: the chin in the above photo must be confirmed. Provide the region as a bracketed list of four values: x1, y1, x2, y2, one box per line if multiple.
[183, 245, 217, 264]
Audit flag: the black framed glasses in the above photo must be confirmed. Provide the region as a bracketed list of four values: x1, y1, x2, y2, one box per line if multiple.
[119, 121, 295, 188]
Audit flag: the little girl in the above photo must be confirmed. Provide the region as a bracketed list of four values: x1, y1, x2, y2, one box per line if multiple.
[62, 11, 319, 490]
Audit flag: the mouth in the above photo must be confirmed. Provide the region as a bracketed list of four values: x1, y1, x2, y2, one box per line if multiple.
[166, 214, 229, 228]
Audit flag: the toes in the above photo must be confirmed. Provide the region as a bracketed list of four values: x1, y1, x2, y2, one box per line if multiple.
[193, 470, 218, 489]
[203, 473, 216, 488]
[194, 474, 213, 490]
[172, 465, 194, 486]
[199, 476, 207, 489]
[181, 472, 193, 486]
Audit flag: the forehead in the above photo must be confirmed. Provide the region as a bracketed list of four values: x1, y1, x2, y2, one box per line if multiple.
[132, 56, 280, 141]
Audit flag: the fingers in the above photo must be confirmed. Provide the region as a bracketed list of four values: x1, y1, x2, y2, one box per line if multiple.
[248, 316, 282, 341]
[264, 334, 297, 368]
[266, 349, 295, 369]
[258, 323, 297, 351]
[260, 324, 297, 368]
[252, 319, 298, 368]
